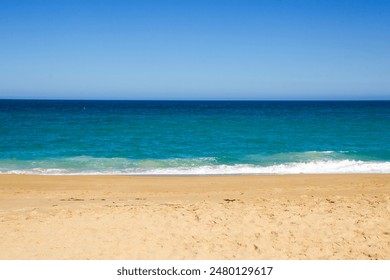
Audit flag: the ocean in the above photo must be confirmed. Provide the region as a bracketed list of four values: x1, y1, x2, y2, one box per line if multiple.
[1, 100, 390, 175]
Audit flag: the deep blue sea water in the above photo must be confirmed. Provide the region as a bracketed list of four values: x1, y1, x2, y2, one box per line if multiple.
[1, 100, 390, 174]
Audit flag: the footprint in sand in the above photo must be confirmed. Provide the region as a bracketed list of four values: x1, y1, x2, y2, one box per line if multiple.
[60, 197, 85, 201]
[224, 198, 238, 203]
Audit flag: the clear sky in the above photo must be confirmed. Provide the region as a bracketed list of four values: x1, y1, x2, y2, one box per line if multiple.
[0, 0, 389, 100]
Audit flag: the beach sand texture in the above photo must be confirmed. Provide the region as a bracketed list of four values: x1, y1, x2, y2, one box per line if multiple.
[0, 174, 389, 260]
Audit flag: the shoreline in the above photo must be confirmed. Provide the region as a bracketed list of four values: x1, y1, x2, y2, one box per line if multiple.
[1, 174, 389, 259]
[1, 172, 390, 176]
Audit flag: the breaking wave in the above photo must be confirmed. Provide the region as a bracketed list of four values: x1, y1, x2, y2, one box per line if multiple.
[1, 153, 390, 175]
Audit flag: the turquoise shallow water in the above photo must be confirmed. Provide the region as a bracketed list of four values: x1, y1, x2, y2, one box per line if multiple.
[1, 100, 390, 174]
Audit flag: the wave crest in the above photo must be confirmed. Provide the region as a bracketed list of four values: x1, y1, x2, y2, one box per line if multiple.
[1, 158, 390, 175]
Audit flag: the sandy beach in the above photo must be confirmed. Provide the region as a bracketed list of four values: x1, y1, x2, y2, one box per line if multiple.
[0, 174, 389, 260]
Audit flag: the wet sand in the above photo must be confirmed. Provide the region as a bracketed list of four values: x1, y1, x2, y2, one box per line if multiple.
[0, 174, 389, 259]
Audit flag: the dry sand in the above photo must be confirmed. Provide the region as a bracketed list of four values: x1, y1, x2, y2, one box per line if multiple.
[0, 174, 389, 260]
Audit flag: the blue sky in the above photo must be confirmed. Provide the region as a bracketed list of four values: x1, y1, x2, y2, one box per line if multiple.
[0, 0, 389, 100]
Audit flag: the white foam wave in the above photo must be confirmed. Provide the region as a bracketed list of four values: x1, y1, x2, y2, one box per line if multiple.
[245, 150, 353, 163]
[1, 160, 390, 175]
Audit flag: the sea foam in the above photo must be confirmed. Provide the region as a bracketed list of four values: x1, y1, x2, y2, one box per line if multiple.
[1, 159, 390, 175]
